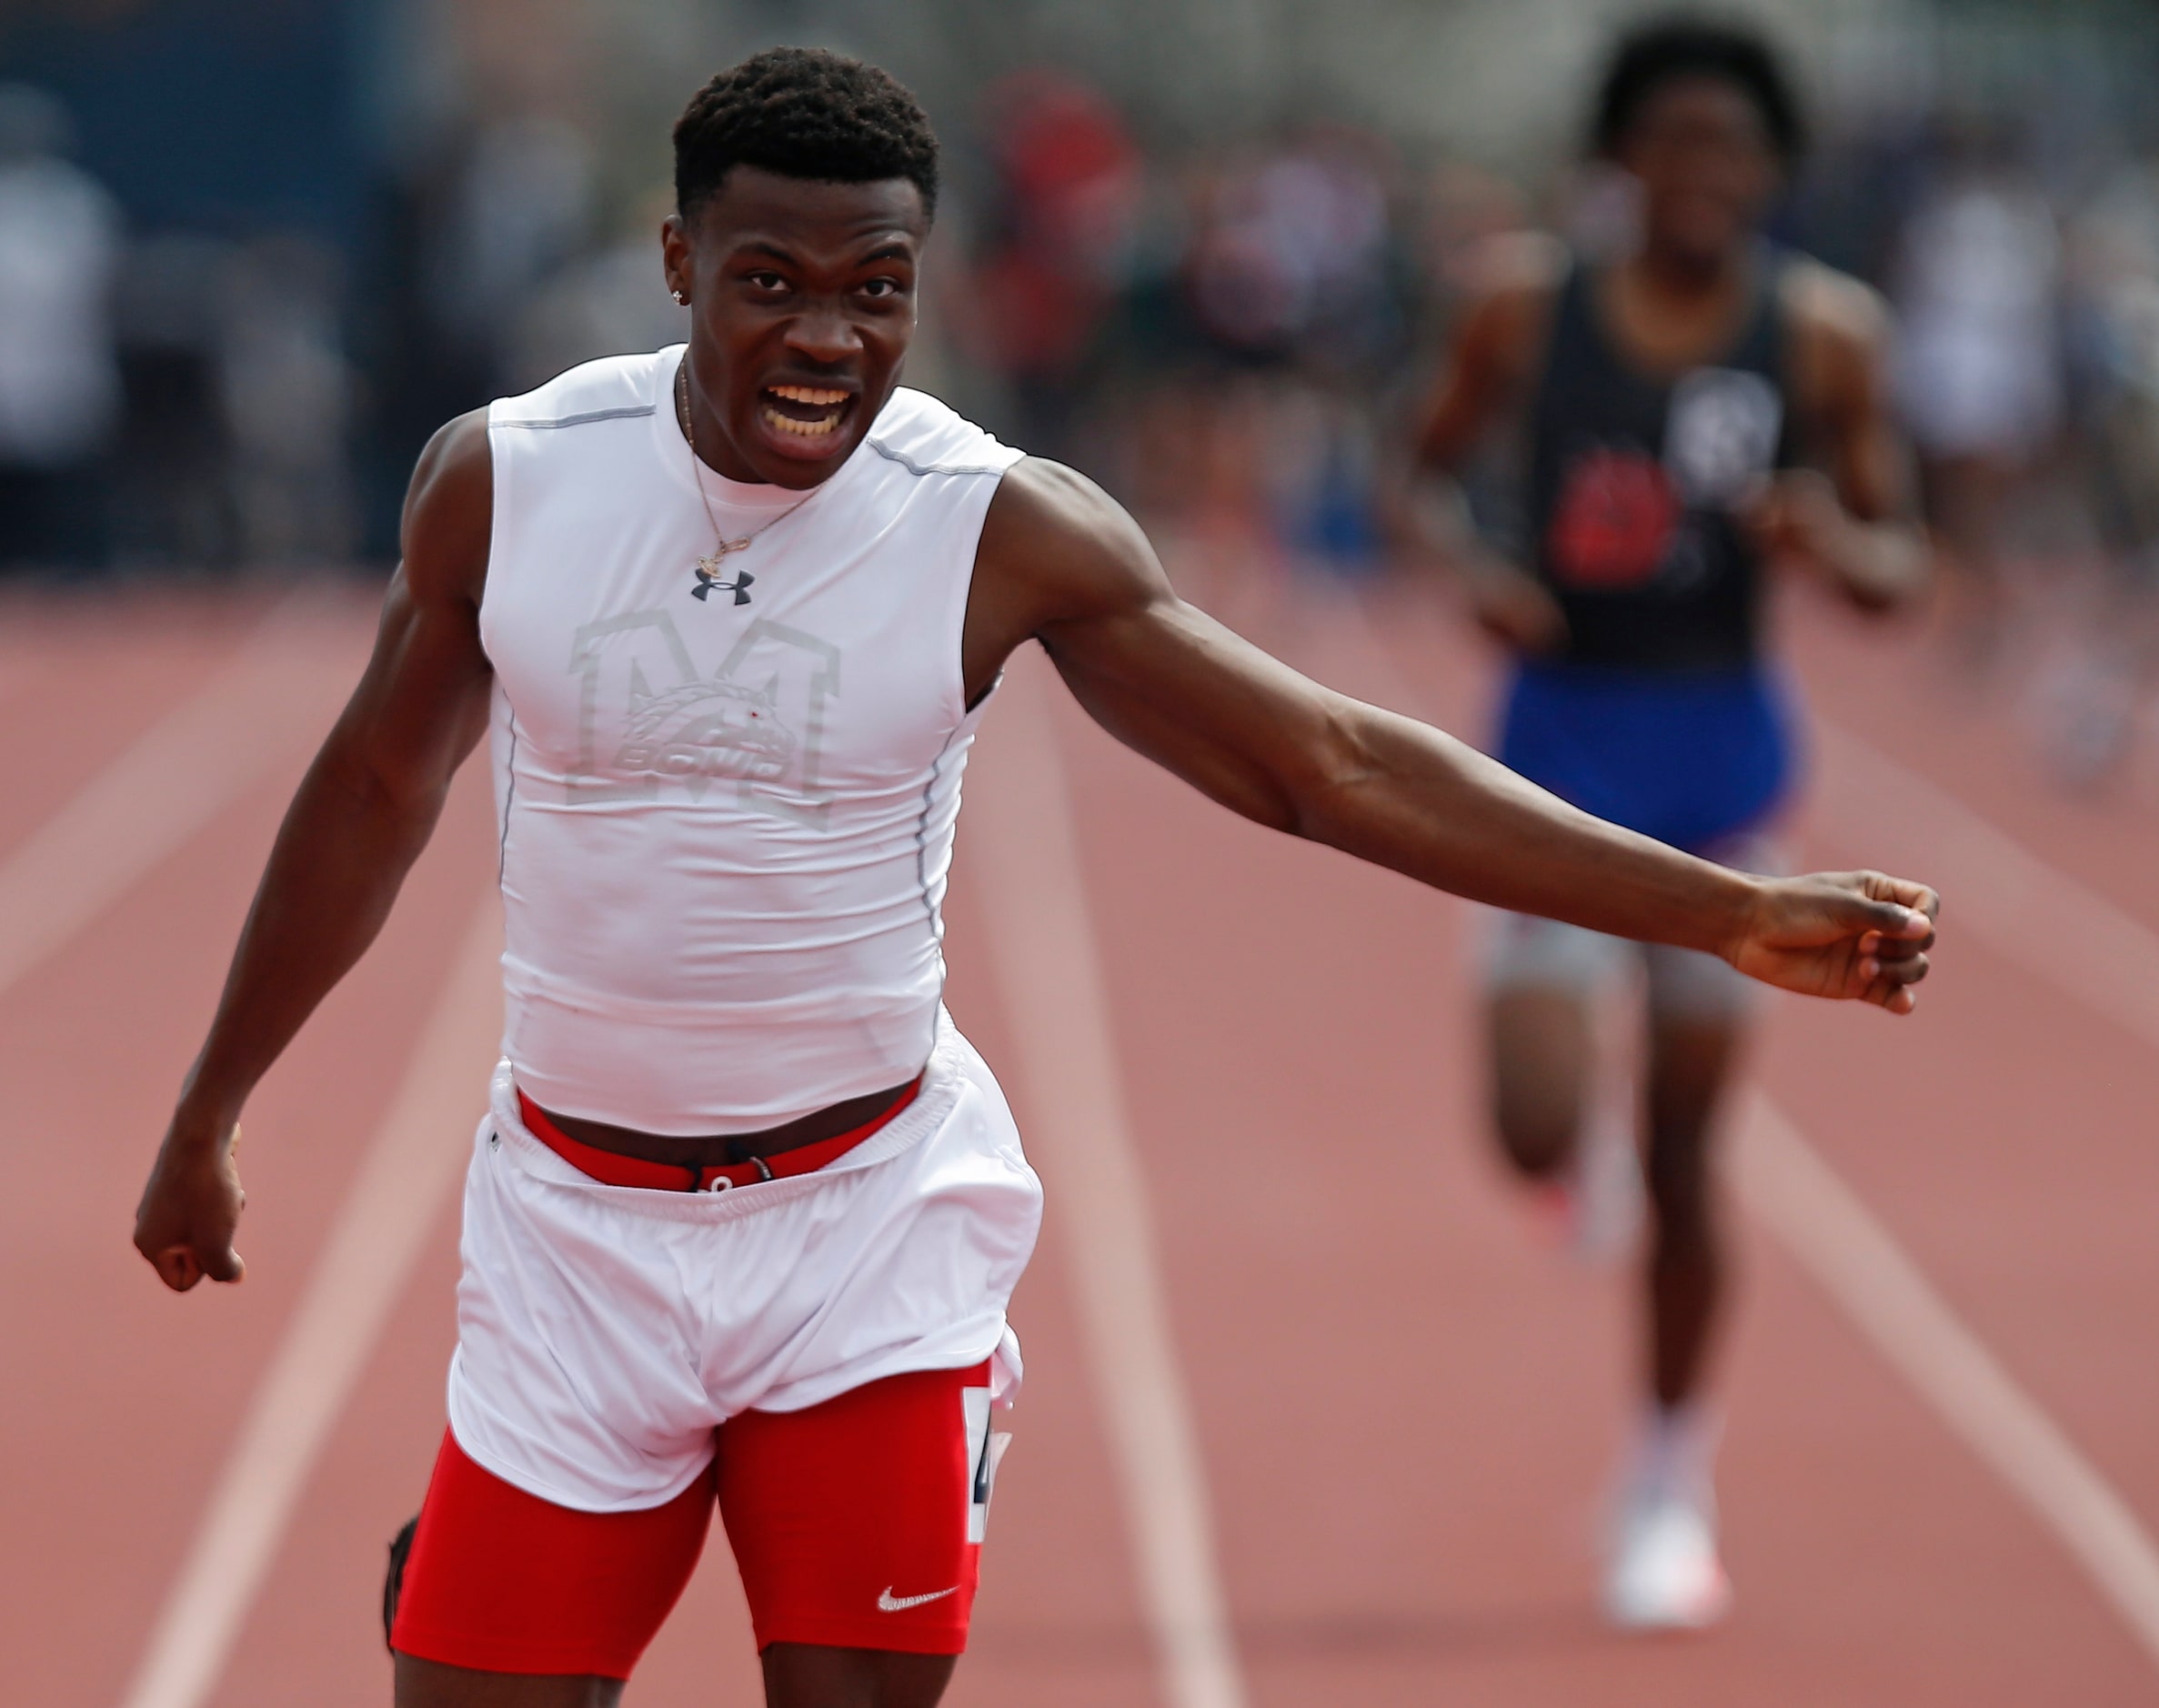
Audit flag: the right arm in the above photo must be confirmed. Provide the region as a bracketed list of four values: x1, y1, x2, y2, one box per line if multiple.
[133, 409, 495, 1292]
[1405, 235, 1569, 655]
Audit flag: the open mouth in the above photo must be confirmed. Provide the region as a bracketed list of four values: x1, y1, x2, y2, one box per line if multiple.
[759, 383, 856, 444]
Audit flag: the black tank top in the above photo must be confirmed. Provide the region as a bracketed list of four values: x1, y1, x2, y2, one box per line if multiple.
[1523, 254, 1794, 672]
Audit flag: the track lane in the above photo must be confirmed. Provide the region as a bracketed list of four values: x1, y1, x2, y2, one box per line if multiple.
[125, 903, 506, 1708]
[10, 581, 2152, 1703]
[960, 654, 1245, 1708]
[940, 864, 1170, 1708]
[0, 627, 497, 1708]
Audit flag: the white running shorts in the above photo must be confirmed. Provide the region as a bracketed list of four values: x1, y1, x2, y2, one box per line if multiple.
[445, 1011, 1043, 1513]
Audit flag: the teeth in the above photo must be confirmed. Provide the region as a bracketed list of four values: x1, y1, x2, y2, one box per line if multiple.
[768, 385, 850, 406]
[763, 407, 839, 438]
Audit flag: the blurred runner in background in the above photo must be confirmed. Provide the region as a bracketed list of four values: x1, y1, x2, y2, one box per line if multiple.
[1408, 17, 1930, 1630]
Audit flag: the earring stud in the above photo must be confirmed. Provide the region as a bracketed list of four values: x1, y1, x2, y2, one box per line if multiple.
[673, 290, 688, 306]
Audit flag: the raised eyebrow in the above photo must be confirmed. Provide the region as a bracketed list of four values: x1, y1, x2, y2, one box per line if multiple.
[856, 243, 917, 268]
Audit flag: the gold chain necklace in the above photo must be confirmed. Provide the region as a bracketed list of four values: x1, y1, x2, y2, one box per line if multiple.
[676, 360, 816, 606]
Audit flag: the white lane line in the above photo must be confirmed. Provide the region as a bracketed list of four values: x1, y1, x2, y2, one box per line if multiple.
[1810, 718, 2159, 1050]
[1737, 1096, 2159, 1672]
[119, 903, 503, 1708]
[962, 655, 1249, 1708]
[0, 598, 362, 995]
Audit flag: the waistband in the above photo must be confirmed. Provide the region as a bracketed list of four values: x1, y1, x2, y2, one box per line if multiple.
[516, 1079, 921, 1194]
[1511, 659, 1777, 695]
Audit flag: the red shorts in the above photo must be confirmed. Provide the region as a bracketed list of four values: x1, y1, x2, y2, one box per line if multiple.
[389, 1361, 1000, 1679]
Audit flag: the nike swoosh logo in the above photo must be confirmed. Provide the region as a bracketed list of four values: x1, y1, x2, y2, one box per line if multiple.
[877, 1584, 959, 1613]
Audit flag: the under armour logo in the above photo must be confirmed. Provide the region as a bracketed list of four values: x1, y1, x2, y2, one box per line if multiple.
[692, 564, 754, 606]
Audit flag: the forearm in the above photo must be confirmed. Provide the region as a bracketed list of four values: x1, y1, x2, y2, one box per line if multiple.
[1296, 702, 1759, 955]
[174, 742, 449, 1134]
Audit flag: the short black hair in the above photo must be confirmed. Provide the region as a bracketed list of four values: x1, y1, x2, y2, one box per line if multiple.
[1592, 16, 1803, 163]
[673, 47, 939, 223]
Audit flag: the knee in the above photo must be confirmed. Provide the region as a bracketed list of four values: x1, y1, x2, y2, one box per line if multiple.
[1485, 1004, 1590, 1179]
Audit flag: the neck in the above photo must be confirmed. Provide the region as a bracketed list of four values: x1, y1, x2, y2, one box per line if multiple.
[1628, 237, 1749, 303]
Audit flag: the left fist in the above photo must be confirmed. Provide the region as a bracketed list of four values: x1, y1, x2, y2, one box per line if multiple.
[1728, 869, 1940, 1014]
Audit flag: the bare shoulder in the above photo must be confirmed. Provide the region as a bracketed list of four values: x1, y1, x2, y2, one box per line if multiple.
[965, 456, 1174, 695]
[979, 456, 1166, 624]
[400, 407, 493, 610]
[1781, 256, 1892, 370]
[1449, 230, 1568, 383]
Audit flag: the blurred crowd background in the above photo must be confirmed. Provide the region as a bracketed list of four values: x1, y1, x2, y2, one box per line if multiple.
[7, 0, 2159, 781]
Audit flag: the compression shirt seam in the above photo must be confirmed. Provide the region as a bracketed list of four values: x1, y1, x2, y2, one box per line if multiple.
[495, 404, 657, 430]
[915, 719, 969, 1048]
[866, 437, 1008, 478]
[915, 733, 957, 941]
[497, 711, 519, 886]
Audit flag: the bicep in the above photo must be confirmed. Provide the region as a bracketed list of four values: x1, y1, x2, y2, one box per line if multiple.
[985, 456, 1365, 829]
[330, 413, 495, 803]
[1044, 595, 1354, 833]
[332, 572, 492, 799]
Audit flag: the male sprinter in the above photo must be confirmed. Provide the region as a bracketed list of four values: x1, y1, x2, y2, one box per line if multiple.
[1411, 19, 1929, 1629]
[136, 47, 1935, 1707]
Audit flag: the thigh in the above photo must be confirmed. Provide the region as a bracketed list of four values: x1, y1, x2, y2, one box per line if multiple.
[394, 1655, 623, 1708]
[718, 1361, 999, 1665]
[390, 1429, 715, 1687]
[759, 1644, 959, 1708]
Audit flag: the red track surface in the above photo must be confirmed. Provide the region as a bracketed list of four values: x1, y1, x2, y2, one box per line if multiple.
[6, 569, 2155, 1703]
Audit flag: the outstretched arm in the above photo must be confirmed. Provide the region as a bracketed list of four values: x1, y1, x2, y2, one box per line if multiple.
[133, 410, 495, 1292]
[969, 459, 1936, 1009]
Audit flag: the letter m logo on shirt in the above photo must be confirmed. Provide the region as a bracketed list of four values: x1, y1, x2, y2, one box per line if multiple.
[566, 609, 841, 827]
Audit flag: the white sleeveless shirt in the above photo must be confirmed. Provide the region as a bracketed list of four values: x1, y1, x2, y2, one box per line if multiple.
[480, 346, 1022, 1134]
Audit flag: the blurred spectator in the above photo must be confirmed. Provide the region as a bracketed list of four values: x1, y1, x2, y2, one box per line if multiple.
[0, 84, 119, 571]
[110, 234, 234, 569]
[1176, 131, 1407, 571]
[218, 236, 356, 565]
[2036, 160, 2159, 782]
[1892, 138, 2064, 668]
[1184, 132, 1399, 375]
[422, 115, 596, 397]
[964, 71, 1143, 457]
[508, 189, 689, 393]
